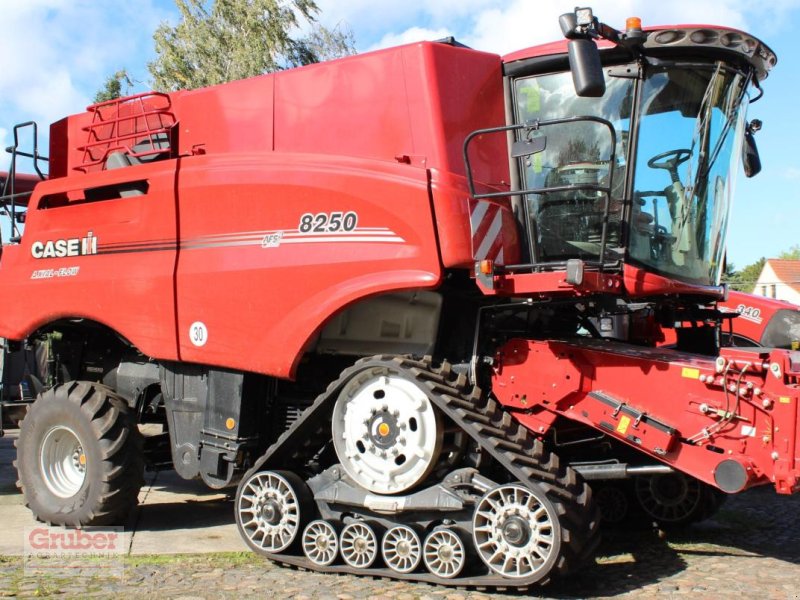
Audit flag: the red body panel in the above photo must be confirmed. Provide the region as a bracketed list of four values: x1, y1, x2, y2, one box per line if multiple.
[0, 172, 40, 198]
[173, 153, 440, 376]
[0, 163, 178, 359]
[493, 338, 800, 493]
[0, 42, 508, 378]
[720, 291, 800, 346]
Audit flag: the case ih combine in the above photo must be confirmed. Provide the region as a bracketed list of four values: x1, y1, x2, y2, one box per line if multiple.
[0, 7, 796, 589]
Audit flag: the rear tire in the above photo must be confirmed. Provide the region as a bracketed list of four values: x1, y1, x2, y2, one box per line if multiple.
[634, 472, 726, 528]
[15, 381, 144, 526]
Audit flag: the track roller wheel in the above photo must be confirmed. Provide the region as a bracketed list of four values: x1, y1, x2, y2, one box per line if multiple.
[473, 484, 559, 580]
[302, 519, 340, 566]
[340, 521, 381, 568]
[423, 527, 467, 579]
[236, 470, 310, 554]
[382, 525, 422, 573]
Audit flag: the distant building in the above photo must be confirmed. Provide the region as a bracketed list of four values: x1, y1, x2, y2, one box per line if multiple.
[754, 259, 800, 305]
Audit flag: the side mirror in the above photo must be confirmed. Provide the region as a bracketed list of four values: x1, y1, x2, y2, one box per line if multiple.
[568, 39, 606, 97]
[559, 9, 606, 97]
[742, 120, 761, 178]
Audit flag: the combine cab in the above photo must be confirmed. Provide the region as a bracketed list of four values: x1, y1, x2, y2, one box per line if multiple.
[0, 8, 795, 589]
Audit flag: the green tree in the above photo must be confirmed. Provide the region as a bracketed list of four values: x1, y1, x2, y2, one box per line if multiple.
[148, 0, 355, 91]
[779, 244, 800, 260]
[726, 257, 765, 292]
[93, 70, 133, 103]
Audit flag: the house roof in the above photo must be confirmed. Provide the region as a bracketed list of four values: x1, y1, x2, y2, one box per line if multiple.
[764, 259, 800, 294]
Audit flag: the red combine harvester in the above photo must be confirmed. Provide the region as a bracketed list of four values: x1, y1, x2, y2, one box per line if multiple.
[0, 8, 794, 588]
[721, 290, 800, 349]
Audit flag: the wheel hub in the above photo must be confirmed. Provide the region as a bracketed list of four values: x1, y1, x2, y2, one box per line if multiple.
[367, 411, 399, 449]
[332, 368, 443, 494]
[39, 425, 88, 498]
[501, 515, 532, 547]
[261, 500, 282, 525]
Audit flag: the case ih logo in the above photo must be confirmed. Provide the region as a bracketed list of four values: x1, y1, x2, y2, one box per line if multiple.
[31, 231, 97, 259]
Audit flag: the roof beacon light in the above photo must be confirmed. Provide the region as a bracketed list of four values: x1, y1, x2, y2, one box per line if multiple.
[625, 17, 646, 43]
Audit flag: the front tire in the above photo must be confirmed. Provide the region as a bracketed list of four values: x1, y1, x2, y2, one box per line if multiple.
[15, 381, 144, 526]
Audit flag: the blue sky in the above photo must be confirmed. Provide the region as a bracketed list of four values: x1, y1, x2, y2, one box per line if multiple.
[1, 0, 798, 268]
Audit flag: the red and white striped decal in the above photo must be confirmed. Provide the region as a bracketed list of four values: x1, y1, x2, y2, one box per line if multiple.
[470, 200, 505, 264]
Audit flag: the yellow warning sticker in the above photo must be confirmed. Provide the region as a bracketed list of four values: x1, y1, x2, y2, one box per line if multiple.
[780, 396, 792, 404]
[519, 82, 541, 114]
[616, 415, 631, 435]
[792, 341, 799, 351]
[533, 153, 542, 174]
[682, 367, 701, 379]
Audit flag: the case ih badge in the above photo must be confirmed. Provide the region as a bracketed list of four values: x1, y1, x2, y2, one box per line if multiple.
[30, 231, 97, 259]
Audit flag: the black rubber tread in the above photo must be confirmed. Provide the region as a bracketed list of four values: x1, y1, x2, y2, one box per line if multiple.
[630, 474, 728, 529]
[14, 381, 145, 526]
[236, 355, 600, 589]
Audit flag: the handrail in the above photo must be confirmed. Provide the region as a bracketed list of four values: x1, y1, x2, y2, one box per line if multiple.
[463, 115, 618, 271]
[77, 92, 176, 172]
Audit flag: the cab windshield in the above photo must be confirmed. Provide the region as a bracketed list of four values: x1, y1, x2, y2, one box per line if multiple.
[513, 60, 751, 286]
[630, 64, 749, 284]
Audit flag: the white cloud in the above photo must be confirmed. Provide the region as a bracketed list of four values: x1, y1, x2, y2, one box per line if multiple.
[317, 0, 797, 56]
[0, 1, 172, 170]
[784, 167, 800, 181]
[464, 0, 755, 55]
[369, 27, 455, 52]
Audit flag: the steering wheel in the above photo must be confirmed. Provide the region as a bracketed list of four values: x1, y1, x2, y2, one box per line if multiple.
[647, 149, 692, 182]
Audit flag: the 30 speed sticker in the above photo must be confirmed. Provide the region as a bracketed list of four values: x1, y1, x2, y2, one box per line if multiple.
[189, 321, 208, 347]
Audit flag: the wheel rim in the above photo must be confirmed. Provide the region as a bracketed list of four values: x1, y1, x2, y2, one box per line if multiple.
[423, 528, 466, 579]
[332, 369, 442, 494]
[340, 522, 379, 568]
[237, 471, 302, 553]
[635, 473, 702, 523]
[595, 484, 630, 525]
[39, 425, 87, 498]
[302, 520, 339, 566]
[473, 484, 557, 579]
[382, 525, 422, 573]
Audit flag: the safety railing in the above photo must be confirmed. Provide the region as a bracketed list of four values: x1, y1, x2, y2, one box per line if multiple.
[77, 92, 176, 173]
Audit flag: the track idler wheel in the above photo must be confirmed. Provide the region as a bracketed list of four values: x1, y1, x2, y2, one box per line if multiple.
[473, 483, 560, 580]
[382, 525, 422, 574]
[331, 366, 443, 495]
[423, 527, 467, 579]
[236, 470, 310, 554]
[340, 521, 382, 569]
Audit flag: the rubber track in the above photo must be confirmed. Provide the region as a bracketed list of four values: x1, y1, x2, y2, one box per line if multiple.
[238, 355, 600, 589]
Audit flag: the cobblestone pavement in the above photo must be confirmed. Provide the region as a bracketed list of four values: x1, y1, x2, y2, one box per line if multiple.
[2, 485, 800, 598]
